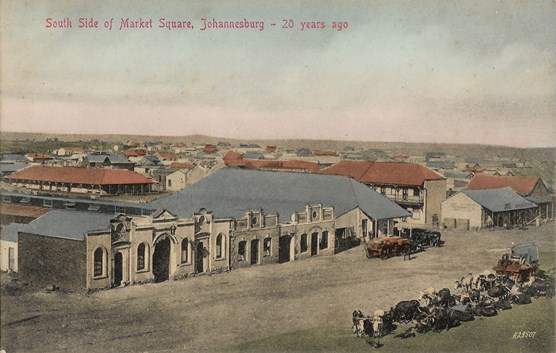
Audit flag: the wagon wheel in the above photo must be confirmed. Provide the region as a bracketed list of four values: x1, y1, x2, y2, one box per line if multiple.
[365, 248, 372, 259]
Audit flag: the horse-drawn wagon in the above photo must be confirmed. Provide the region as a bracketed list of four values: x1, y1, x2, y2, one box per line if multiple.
[493, 243, 539, 282]
[365, 236, 412, 260]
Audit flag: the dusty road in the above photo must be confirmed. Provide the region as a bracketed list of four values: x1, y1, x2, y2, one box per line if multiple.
[1, 223, 554, 353]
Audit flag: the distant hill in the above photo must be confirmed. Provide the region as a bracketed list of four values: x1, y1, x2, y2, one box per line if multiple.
[1, 131, 554, 162]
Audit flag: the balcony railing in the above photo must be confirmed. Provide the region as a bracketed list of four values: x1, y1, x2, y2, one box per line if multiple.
[384, 194, 424, 205]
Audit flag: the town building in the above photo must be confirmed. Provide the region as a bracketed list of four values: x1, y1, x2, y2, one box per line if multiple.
[82, 153, 134, 170]
[320, 161, 446, 224]
[441, 188, 538, 229]
[16, 168, 409, 291]
[6, 165, 154, 195]
[466, 174, 553, 220]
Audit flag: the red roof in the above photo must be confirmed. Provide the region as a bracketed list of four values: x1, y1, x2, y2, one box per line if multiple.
[7, 166, 154, 185]
[466, 175, 541, 196]
[26, 153, 52, 159]
[203, 145, 217, 153]
[169, 162, 194, 170]
[320, 161, 443, 186]
[225, 159, 319, 173]
[158, 152, 177, 160]
[313, 150, 337, 156]
[223, 151, 243, 161]
[0, 203, 50, 219]
[123, 149, 147, 157]
[265, 146, 277, 153]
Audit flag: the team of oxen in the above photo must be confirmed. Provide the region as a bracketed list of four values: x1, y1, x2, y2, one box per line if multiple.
[352, 270, 555, 339]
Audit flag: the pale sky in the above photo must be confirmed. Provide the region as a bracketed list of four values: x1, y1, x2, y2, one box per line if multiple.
[1, 1, 555, 147]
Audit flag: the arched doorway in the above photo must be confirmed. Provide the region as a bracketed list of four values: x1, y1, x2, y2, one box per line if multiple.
[153, 237, 171, 282]
[195, 242, 204, 273]
[114, 252, 123, 286]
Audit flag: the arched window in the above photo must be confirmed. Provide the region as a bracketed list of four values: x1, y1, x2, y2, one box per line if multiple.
[300, 234, 308, 253]
[181, 238, 189, 263]
[263, 237, 271, 257]
[216, 234, 224, 259]
[238, 240, 246, 261]
[320, 231, 328, 249]
[93, 248, 104, 277]
[137, 243, 146, 270]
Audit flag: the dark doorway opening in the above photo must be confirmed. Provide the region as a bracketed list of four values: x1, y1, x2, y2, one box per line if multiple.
[278, 235, 291, 263]
[251, 239, 259, 265]
[311, 232, 318, 256]
[195, 242, 204, 273]
[114, 252, 123, 286]
[153, 237, 170, 282]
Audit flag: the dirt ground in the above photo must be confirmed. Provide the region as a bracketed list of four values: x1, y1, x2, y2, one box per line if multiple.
[1, 223, 555, 353]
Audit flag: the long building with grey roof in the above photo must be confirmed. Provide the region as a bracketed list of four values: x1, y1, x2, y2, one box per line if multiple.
[16, 168, 410, 291]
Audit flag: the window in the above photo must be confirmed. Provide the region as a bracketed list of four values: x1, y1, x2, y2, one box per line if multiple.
[263, 237, 271, 256]
[115, 206, 125, 214]
[137, 243, 146, 270]
[64, 202, 76, 210]
[320, 231, 328, 249]
[251, 216, 258, 226]
[181, 239, 189, 263]
[93, 248, 104, 277]
[362, 219, 368, 237]
[300, 234, 308, 253]
[413, 188, 420, 198]
[2, 196, 11, 203]
[312, 211, 318, 220]
[238, 240, 246, 261]
[402, 188, 408, 200]
[20, 197, 31, 204]
[43, 199, 53, 208]
[216, 234, 224, 259]
[88, 204, 100, 212]
[168, 179, 172, 187]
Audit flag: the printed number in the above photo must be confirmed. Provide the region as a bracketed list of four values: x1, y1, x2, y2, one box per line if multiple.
[282, 19, 294, 29]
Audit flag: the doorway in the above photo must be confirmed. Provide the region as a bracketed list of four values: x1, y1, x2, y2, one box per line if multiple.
[153, 237, 171, 282]
[114, 252, 123, 286]
[250, 239, 259, 265]
[195, 242, 205, 273]
[279, 235, 291, 263]
[311, 232, 318, 256]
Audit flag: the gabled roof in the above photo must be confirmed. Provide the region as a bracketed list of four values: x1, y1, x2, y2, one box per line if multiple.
[158, 152, 177, 160]
[461, 188, 537, 213]
[223, 151, 243, 161]
[466, 175, 542, 196]
[7, 166, 154, 185]
[321, 161, 444, 186]
[26, 152, 52, 160]
[85, 154, 132, 164]
[148, 168, 410, 221]
[22, 210, 114, 240]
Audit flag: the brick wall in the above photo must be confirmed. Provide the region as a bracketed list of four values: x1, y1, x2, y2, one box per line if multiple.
[18, 233, 87, 291]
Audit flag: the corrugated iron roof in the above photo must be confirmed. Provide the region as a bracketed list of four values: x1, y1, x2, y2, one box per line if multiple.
[466, 175, 541, 196]
[1, 223, 27, 242]
[7, 165, 154, 185]
[148, 168, 410, 221]
[321, 161, 444, 186]
[462, 188, 537, 212]
[0, 203, 50, 218]
[22, 210, 114, 240]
